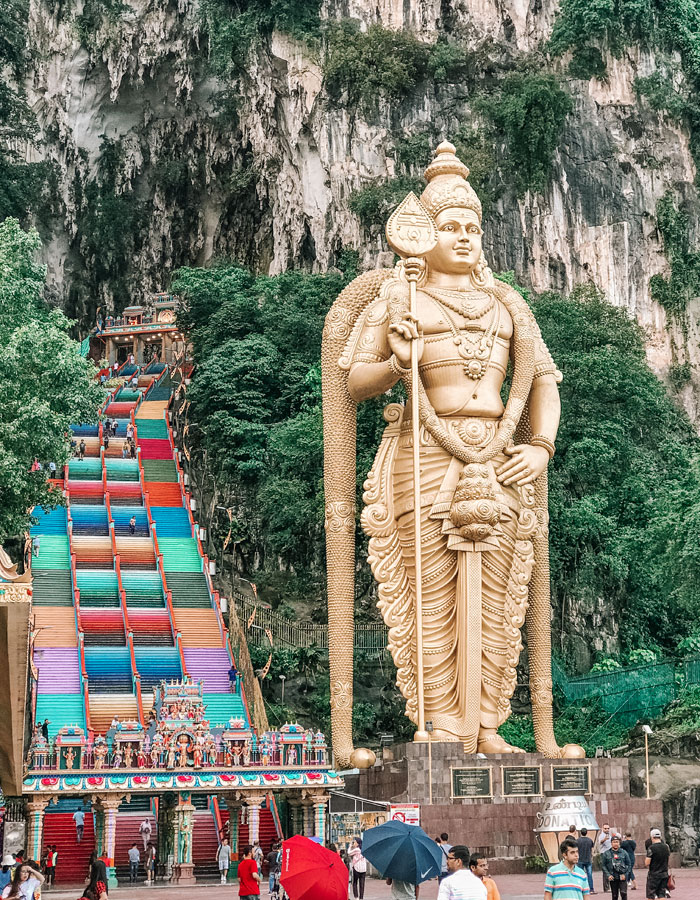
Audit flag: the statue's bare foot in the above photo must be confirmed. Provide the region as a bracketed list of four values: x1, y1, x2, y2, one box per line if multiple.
[414, 729, 460, 742]
[477, 731, 524, 754]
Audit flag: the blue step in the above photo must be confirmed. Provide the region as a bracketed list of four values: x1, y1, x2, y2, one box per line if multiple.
[134, 648, 182, 691]
[71, 424, 99, 437]
[151, 507, 191, 537]
[84, 647, 133, 691]
[71, 505, 109, 536]
[111, 506, 149, 535]
[31, 506, 68, 535]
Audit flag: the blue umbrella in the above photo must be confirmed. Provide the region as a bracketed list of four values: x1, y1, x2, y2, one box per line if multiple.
[360, 819, 442, 884]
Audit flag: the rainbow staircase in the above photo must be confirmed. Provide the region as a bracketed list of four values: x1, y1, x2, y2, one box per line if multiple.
[31, 361, 256, 882]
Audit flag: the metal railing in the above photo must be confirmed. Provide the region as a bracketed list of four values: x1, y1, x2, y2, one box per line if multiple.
[232, 593, 388, 652]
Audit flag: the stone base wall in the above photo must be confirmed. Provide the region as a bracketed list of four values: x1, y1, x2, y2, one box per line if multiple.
[345, 743, 669, 873]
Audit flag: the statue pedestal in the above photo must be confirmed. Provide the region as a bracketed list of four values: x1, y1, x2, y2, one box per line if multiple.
[171, 862, 196, 885]
[339, 743, 665, 874]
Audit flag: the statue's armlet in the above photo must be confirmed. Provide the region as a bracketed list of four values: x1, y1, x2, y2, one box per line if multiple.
[338, 296, 392, 370]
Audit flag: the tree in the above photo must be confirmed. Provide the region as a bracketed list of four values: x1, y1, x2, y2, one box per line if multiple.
[0, 219, 102, 541]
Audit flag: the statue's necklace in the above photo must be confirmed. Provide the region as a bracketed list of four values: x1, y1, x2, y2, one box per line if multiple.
[421, 286, 495, 320]
[425, 294, 500, 381]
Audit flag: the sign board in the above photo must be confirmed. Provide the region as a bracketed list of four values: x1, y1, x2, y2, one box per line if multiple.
[502, 765, 542, 796]
[551, 764, 591, 794]
[329, 811, 388, 852]
[389, 804, 420, 826]
[451, 767, 493, 799]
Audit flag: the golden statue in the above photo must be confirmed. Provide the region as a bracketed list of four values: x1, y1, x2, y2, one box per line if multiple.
[322, 141, 584, 768]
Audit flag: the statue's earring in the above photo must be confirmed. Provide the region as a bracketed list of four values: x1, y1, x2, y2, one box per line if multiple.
[472, 251, 493, 287]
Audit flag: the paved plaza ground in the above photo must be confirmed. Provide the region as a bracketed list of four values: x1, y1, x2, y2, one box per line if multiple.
[44, 867, 700, 899]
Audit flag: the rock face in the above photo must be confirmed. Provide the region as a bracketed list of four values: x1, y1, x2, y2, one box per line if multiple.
[25, 0, 699, 400]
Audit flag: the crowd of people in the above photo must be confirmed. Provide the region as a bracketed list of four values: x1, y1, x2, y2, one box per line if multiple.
[545, 824, 672, 900]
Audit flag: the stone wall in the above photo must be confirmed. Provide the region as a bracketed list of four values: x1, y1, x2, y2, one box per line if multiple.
[347, 743, 669, 871]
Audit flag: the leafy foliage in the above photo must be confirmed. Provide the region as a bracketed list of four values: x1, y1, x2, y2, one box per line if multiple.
[477, 73, 572, 195]
[73, 138, 145, 307]
[201, 0, 322, 79]
[649, 192, 700, 320]
[0, 0, 54, 221]
[535, 284, 700, 653]
[323, 22, 433, 108]
[349, 176, 423, 231]
[0, 219, 102, 540]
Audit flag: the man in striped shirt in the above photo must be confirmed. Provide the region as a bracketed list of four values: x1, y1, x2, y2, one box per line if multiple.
[544, 839, 591, 900]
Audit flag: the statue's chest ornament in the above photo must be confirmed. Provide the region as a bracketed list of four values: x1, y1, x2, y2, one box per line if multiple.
[422, 288, 500, 381]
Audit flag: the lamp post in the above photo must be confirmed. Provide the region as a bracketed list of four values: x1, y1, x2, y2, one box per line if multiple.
[426, 721, 434, 805]
[279, 674, 286, 705]
[642, 724, 653, 799]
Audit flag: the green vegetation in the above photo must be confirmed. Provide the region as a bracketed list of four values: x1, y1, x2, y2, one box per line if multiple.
[0, 219, 102, 540]
[650, 192, 700, 320]
[201, 0, 322, 79]
[323, 22, 432, 107]
[72, 0, 130, 54]
[349, 176, 423, 231]
[478, 73, 572, 195]
[323, 22, 471, 108]
[0, 0, 54, 221]
[536, 284, 700, 654]
[73, 137, 144, 307]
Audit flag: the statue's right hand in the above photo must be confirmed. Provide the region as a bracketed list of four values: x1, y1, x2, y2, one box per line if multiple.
[388, 314, 424, 367]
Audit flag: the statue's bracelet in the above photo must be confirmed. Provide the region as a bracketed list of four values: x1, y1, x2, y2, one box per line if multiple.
[388, 355, 411, 379]
[531, 435, 556, 459]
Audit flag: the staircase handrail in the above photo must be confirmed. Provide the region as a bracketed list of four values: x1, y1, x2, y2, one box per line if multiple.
[78, 629, 92, 738]
[210, 796, 224, 847]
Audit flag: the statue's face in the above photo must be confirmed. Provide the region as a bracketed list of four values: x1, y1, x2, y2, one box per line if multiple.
[425, 207, 483, 274]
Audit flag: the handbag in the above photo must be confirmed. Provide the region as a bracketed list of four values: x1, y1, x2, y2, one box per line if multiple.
[667, 872, 676, 891]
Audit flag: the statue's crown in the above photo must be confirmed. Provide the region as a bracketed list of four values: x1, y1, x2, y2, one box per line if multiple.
[421, 140, 482, 223]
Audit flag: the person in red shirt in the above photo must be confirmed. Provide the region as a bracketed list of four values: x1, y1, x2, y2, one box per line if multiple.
[238, 844, 261, 899]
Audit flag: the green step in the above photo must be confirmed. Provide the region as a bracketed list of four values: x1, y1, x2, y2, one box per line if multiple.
[142, 460, 178, 482]
[36, 694, 86, 739]
[135, 419, 168, 439]
[105, 460, 140, 481]
[202, 694, 247, 728]
[157, 538, 202, 572]
[32, 536, 71, 570]
[69, 459, 103, 480]
[118, 389, 141, 402]
[32, 570, 74, 606]
[168, 573, 211, 608]
[121, 572, 164, 604]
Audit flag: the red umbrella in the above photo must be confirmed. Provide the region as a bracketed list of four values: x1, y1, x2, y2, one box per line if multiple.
[280, 835, 349, 900]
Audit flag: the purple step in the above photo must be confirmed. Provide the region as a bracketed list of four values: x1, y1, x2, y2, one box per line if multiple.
[183, 648, 231, 692]
[34, 648, 81, 694]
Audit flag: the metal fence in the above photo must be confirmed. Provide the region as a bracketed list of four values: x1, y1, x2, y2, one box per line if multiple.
[552, 654, 700, 725]
[233, 593, 388, 652]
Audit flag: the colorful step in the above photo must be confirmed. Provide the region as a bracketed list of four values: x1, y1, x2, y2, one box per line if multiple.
[31, 535, 70, 570]
[34, 648, 81, 694]
[183, 649, 232, 692]
[151, 506, 190, 536]
[35, 694, 86, 738]
[157, 538, 202, 572]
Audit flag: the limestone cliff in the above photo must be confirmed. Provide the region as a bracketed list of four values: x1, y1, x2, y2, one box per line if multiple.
[23, 0, 699, 411]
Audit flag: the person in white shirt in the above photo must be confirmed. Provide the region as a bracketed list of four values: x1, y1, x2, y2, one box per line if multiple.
[139, 819, 152, 852]
[437, 845, 487, 900]
[1, 863, 44, 899]
[73, 808, 85, 843]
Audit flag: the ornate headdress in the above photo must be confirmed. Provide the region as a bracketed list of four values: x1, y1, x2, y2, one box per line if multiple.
[420, 140, 482, 223]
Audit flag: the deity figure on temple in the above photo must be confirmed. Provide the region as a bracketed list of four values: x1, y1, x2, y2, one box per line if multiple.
[150, 746, 160, 768]
[323, 140, 585, 767]
[166, 742, 177, 769]
[94, 741, 108, 769]
[137, 747, 147, 768]
[124, 744, 134, 768]
[288, 745, 297, 767]
[64, 747, 76, 769]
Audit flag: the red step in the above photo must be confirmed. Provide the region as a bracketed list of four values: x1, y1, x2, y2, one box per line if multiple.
[115, 813, 149, 867]
[42, 811, 96, 884]
[144, 482, 182, 506]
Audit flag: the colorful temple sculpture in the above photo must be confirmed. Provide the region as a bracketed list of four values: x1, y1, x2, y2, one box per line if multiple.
[22, 360, 341, 885]
[95, 293, 186, 367]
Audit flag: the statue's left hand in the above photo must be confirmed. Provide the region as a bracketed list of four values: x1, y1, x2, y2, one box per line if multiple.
[496, 444, 550, 486]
